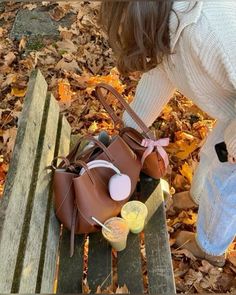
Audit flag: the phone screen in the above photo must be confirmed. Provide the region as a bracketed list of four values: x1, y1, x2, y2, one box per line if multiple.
[215, 142, 228, 162]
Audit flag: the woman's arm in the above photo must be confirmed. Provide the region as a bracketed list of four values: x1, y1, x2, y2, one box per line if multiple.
[123, 66, 175, 130]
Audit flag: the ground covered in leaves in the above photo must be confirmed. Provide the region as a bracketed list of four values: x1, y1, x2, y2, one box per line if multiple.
[1, 2, 236, 293]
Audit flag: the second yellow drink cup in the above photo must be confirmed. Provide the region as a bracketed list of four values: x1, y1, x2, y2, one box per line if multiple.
[121, 201, 148, 234]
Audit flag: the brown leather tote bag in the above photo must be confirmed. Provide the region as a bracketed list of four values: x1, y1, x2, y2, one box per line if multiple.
[95, 83, 170, 179]
[53, 135, 141, 255]
[73, 160, 127, 234]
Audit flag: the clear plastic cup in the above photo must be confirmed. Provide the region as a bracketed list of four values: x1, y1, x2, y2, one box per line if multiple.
[121, 201, 148, 234]
[102, 217, 129, 251]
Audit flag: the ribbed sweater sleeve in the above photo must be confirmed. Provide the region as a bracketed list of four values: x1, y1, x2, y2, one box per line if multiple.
[123, 66, 175, 131]
[195, 4, 236, 158]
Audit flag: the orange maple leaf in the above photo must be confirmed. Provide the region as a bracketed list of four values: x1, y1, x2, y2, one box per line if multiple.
[58, 79, 72, 102]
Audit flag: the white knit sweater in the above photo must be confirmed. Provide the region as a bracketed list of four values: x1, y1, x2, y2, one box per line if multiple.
[123, 1, 236, 158]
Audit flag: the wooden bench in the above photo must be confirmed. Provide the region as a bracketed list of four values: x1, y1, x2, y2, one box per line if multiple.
[0, 70, 176, 294]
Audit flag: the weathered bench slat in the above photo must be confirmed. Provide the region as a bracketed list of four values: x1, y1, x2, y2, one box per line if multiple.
[0, 70, 48, 293]
[57, 231, 85, 293]
[17, 93, 59, 293]
[117, 233, 144, 293]
[136, 177, 164, 225]
[87, 232, 112, 292]
[144, 203, 175, 294]
[144, 182, 163, 224]
[40, 115, 71, 293]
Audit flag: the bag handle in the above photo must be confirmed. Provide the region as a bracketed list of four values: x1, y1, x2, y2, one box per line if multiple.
[67, 134, 114, 163]
[50, 156, 71, 170]
[95, 83, 155, 140]
[71, 160, 96, 185]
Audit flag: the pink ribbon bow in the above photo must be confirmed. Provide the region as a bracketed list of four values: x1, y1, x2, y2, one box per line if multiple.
[141, 138, 170, 168]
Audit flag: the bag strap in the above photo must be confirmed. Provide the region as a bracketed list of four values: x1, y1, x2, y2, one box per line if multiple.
[70, 205, 77, 257]
[70, 199, 99, 257]
[50, 156, 71, 170]
[95, 83, 155, 140]
[67, 134, 114, 164]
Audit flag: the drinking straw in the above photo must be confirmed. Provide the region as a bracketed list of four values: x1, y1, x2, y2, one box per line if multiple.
[91, 216, 112, 233]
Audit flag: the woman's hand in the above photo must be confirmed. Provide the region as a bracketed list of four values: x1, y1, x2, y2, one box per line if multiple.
[228, 154, 236, 163]
[224, 119, 236, 164]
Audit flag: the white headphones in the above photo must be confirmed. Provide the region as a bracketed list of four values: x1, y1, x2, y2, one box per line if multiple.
[79, 160, 131, 201]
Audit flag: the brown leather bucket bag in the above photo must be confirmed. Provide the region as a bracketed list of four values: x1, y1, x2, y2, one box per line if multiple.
[95, 83, 170, 179]
[53, 135, 141, 256]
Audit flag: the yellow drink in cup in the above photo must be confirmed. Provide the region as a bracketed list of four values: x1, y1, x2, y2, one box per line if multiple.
[121, 201, 148, 234]
[102, 217, 129, 251]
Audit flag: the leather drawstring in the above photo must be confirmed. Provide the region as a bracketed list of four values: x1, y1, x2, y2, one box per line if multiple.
[70, 206, 78, 257]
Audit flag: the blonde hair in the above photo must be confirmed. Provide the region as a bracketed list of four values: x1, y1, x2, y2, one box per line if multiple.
[99, 1, 173, 75]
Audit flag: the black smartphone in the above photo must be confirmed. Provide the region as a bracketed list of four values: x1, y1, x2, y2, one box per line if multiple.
[215, 141, 228, 162]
